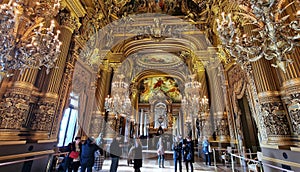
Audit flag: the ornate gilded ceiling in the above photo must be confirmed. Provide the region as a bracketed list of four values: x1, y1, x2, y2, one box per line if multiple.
[73, 0, 230, 87]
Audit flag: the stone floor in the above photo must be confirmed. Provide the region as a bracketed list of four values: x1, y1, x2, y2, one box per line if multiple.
[95, 157, 246, 172]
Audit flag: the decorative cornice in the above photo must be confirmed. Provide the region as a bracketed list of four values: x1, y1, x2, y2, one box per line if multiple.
[43, 92, 59, 100]
[0, 140, 26, 145]
[60, 12, 81, 33]
[258, 91, 280, 103]
[61, 0, 86, 18]
[281, 78, 300, 96]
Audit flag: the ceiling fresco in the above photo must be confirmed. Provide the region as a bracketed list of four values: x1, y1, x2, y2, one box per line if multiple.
[136, 53, 184, 68]
[139, 76, 182, 103]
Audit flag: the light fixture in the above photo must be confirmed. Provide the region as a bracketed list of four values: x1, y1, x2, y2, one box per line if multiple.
[182, 74, 209, 115]
[104, 74, 131, 117]
[182, 74, 209, 131]
[216, 0, 300, 73]
[0, 0, 62, 75]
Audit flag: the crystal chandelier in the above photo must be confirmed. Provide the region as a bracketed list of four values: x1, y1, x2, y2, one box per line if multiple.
[216, 0, 300, 73]
[0, 0, 62, 75]
[182, 74, 209, 119]
[104, 74, 131, 117]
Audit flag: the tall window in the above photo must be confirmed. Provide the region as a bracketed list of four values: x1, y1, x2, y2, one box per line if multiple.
[58, 92, 79, 147]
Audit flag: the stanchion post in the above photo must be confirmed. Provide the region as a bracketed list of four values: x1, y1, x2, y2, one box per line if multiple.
[231, 153, 234, 172]
[213, 148, 216, 168]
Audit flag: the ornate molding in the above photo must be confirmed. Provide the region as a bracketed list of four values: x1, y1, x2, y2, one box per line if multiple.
[62, 0, 86, 18]
[258, 91, 281, 104]
[0, 91, 30, 129]
[261, 102, 291, 136]
[60, 12, 81, 33]
[0, 82, 34, 129]
[30, 97, 58, 131]
[50, 43, 77, 137]
[282, 78, 300, 97]
[285, 93, 300, 134]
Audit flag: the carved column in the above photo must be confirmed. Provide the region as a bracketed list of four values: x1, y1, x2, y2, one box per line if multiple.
[206, 60, 229, 142]
[30, 12, 79, 139]
[0, 46, 39, 139]
[89, 72, 105, 137]
[0, 81, 33, 131]
[50, 40, 79, 139]
[281, 47, 300, 145]
[99, 61, 115, 138]
[216, 65, 230, 142]
[252, 59, 292, 145]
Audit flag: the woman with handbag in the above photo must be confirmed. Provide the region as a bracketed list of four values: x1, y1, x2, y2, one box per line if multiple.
[64, 137, 82, 172]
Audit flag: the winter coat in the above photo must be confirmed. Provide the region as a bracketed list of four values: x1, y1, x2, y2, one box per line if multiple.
[80, 138, 98, 167]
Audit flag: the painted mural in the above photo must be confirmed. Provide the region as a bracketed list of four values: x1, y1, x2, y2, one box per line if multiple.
[139, 76, 182, 103]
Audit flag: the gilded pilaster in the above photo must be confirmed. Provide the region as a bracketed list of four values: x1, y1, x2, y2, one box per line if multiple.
[46, 12, 79, 94]
[131, 82, 139, 137]
[0, 68, 38, 134]
[49, 41, 79, 138]
[90, 65, 108, 137]
[280, 48, 300, 145]
[29, 12, 79, 137]
[252, 59, 292, 145]
[0, 82, 33, 130]
[282, 78, 300, 141]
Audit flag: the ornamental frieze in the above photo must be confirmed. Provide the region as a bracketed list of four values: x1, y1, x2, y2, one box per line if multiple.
[60, 12, 81, 32]
[261, 102, 291, 135]
[0, 92, 30, 129]
[30, 101, 57, 131]
[286, 93, 300, 134]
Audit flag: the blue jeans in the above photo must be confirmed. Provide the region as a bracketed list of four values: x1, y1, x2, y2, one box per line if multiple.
[80, 164, 92, 172]
[158, 154, 164, 167]
[174, 157, 182, 172]
[205, 153, 211, 165]
[110, 157, 119, 172]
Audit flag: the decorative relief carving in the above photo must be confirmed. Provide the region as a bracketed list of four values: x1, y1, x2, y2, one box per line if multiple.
[105, 114, 118, 137]
[261, 102, 291, 135]
[60, 12, 81, 32]
[51, 42, 78, 137]
[31, 100, 57, 131]
[244, 65, 268, 141]
[285, 93, 300, 134]
[0, 92, 30, 129]
[89, 115, 104, 135]
[216, 118, 230, 136]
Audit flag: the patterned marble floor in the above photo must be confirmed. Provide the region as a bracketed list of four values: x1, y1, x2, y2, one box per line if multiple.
[95, 158, 237, 172]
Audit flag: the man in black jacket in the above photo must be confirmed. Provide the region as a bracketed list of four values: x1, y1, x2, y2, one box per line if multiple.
[109, 136, 122, 172]
[80, 137, 98, 172]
